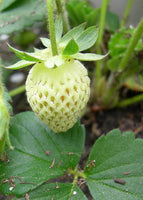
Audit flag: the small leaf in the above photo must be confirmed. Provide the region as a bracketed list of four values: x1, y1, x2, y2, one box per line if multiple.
[0, 112, 85, 196]
[72, 52, 107, 61]
[5, 60, 35, 70]
[40, 37, 51, 48]
[85, 129, 143, 200]
[8, 44, 43, 62]
[55, 15, 63, 42]
[63, 38, 79, 55]
[61, 23, 86, 44]
[76, 26, 98, 51]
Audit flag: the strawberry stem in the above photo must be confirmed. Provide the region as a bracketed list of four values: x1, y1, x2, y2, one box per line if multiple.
[9, 85, 25, 97]
[47, 0, 58, 56]
[120, 0, 134, 28]
[91, 0, 110, 101]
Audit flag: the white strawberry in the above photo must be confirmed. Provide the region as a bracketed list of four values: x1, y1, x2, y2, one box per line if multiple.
[26, 60, 90, 132]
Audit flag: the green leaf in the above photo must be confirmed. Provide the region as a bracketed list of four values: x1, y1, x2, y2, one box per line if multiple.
[0, 0, 17, 11]
[107, 56, 121, 72]
[125, 75, 143, 92]
[85, 129, 143, 200]
[66, 0, 98, 28]
[108, 27, 143, 57]
[0, 134, 5, 159]
[19, 183, 87, 200]
[63, 38, 79, 55]
[5, 60, 35, 70]
[0, 0, 46, 35]
[105, 11, 120, 32]
[55, 15, 63, 43]
[61, 23, 86, 44]
[8, 44, 43, 62]
[76, 26, 98, 51]
[72, 52, 107, 61]
[40, 37, 51, 48]
[0, 112, 85, 196]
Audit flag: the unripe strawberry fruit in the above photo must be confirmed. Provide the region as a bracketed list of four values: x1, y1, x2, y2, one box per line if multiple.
[26, 60, 90, 133]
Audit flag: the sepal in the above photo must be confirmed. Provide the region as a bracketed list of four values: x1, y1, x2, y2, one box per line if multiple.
[72, 52, 108, 61]
[5, 60, 36, 70]
[62, 38, 79, 55]
[8, 44, 44, 62]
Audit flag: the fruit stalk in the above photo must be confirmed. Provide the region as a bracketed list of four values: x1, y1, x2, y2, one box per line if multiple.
[47, 0, 58, 56]
[120, 0, 134, 28]
[9, 85, 25, 97]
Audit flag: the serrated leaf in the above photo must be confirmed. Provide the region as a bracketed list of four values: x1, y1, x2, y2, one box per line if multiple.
[19, 183, 87, 200]
[40, 37, 51, 48]
[0, 112, 85, 196]
[8, 44, 43, 62]
[61, 23, 86, 44]
[5, 60, 35, 70]
[76, 26, 98, 51]
[55, 15, 63, 42]
[72, 52, 107, 61]
[0, 0, 46, 35]
[85, 129, 143, 200]
[108, 28, 143, 57]
[63, 38, 79, 55]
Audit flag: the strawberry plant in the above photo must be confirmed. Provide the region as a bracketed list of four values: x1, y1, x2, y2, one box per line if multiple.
[0, 0, 143, 200]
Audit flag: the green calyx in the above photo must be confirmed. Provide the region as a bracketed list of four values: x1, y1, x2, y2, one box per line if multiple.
[6, 19, 107, 70]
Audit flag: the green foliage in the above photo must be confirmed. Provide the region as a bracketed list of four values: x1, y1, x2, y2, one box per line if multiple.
[85, 129, 143, 200]
[66, 0, 120, 31]
[0, 0, 17, 11]
[0, 0, 46, 35]
[109, 27, 143, 57]
[0, 112, 85, 197]
[0, 114, 143, 199]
